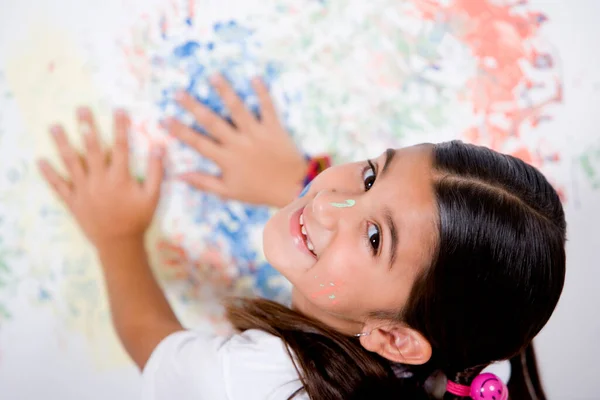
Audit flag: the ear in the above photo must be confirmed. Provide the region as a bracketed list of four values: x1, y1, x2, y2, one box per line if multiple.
[359, 323, 432, 365]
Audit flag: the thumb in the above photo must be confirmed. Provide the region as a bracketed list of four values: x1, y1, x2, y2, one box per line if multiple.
[145, 144, 165, 199]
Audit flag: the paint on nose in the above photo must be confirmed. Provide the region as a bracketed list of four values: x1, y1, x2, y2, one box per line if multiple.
[330, 199, 355, 208]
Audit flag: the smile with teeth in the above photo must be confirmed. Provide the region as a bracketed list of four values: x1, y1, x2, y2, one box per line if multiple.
[299, 213, 317, 257]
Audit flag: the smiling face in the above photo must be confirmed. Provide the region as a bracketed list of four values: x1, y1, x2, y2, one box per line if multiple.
[263, 144, 439, 334]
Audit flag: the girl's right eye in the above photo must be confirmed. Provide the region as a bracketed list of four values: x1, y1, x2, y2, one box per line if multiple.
[362, 160, 377, 191]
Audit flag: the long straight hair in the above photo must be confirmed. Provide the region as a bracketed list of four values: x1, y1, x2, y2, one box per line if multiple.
[227, 141, 566, 399]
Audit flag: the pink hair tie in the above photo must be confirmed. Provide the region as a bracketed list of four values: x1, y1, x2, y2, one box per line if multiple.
[446, 372, 508, 399]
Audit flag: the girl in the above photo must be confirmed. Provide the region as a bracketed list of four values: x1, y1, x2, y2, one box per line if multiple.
[38, 76, 565, 399]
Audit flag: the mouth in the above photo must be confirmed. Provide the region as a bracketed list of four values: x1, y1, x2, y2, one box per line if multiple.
[290, 207, 317, 259]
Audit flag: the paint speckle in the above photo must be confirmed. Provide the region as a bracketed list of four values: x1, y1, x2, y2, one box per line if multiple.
[330, 199, 356, 208]
[329, 294, 336, 299]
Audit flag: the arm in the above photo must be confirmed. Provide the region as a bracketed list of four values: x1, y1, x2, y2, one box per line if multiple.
[166, 75, 313, 208]
[38, 109, 182, 370]
[96, 237, 182, 369]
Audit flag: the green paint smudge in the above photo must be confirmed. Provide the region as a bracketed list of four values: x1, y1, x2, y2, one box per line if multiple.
[330, 199, 355, 208]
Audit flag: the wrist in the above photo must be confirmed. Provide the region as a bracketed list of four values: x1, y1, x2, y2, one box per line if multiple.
[272, 154, 331, 208]
[95, 234, 146, 256]
[301, 154, 331, 189]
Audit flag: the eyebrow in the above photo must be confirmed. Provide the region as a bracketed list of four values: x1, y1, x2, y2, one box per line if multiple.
[380, 148, 398, 270]
[381, 148, 396, 177]
[384, 206, 399, 270]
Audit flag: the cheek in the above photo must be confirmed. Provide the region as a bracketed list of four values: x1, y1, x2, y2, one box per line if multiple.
[304, 246, 365, 309]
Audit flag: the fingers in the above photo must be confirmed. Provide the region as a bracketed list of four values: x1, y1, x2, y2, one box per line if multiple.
[37, 159, 73, 207]
[50, 125, 86, 184]
[78, 108, 104, 174]
[252, 77, 280, 128]
[166, 118, 223, 162]
[111, 109, 130, 174]
[210, 74, 258, 132]
[177, 172, 228, 198]
[175, 90, 236, 143]
[144, 144, 164, 200]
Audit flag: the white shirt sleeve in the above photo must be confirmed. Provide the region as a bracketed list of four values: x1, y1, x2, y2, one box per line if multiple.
[141, 329, 308, 400]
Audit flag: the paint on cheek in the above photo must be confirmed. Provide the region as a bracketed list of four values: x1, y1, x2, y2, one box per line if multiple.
[330, 199, 355, 208]
[311, 281, 341, 305]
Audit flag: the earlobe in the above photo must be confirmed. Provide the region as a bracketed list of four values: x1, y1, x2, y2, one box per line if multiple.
[359, 324, 432, 365]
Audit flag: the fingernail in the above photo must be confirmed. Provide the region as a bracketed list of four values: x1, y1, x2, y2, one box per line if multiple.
[77, 107, 90, 118]
[251, 76, 261, 85]
[210, 74, 222, 85]
[115, 108, 126, 117]
[151, 144, 164, 157]
[37, 159, 48, 169]
[174, 90, 186, 101]
[162, 118, 174, 128]
[79, 121, 92, 136]
[50, 125, 61, 135]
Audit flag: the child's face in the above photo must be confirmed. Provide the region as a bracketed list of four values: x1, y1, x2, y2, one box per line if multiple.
[263, 144, 439, 333]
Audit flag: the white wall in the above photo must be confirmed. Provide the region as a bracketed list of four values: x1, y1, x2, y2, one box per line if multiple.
[0, 0, 598, 399]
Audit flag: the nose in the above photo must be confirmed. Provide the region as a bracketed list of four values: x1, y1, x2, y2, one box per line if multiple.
[310, 189, 356, 230]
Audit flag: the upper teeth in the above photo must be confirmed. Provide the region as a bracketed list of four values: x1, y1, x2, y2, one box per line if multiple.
[299, 212, 316, 255]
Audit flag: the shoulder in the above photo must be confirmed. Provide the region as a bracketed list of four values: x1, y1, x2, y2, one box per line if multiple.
[142, 329, 308, 400]
[221, 330, 307, 400]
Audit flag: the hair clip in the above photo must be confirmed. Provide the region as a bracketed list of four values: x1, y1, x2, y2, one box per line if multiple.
[446, 372, 508, 400]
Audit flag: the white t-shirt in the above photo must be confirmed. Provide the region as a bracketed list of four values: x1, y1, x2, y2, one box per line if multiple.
[141, 328, 512, 400]
[141, 329, 309, 400]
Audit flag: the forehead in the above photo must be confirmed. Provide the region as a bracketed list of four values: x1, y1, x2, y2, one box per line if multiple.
[375, 145, 438, 272]
[375, 145, 435, 200]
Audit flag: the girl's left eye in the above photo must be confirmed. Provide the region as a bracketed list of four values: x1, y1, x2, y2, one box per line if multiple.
[366, 223, 380, 255]
[362, 160, 377, 191]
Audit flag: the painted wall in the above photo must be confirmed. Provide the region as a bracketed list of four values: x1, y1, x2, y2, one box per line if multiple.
[0, 0, 598, 398]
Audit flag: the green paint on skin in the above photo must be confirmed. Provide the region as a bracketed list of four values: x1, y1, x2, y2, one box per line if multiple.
[329, 294, 336, 300]
[330, 199, 355, 208]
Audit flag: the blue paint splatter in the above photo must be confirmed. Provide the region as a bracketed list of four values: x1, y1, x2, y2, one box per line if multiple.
[155, 19, 298, 302]
[173, 41, 201, 58]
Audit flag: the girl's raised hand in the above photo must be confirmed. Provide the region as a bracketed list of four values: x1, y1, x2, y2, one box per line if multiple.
[38, 108, 164, 247]
[166, 75, 307, 208]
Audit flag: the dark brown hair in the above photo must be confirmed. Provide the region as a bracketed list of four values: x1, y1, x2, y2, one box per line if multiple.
[227, 141, 566, 399]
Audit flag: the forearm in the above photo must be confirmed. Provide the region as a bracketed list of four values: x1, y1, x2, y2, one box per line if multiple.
[96, 236, 183, 369]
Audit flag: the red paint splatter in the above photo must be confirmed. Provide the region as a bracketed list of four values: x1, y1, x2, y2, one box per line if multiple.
[188, 0, 195, 21]
[160, 14, 168, 39]
[48, 62, 55, 73]
[311, 286, 336, 299]
[411, 0, 563, 185]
